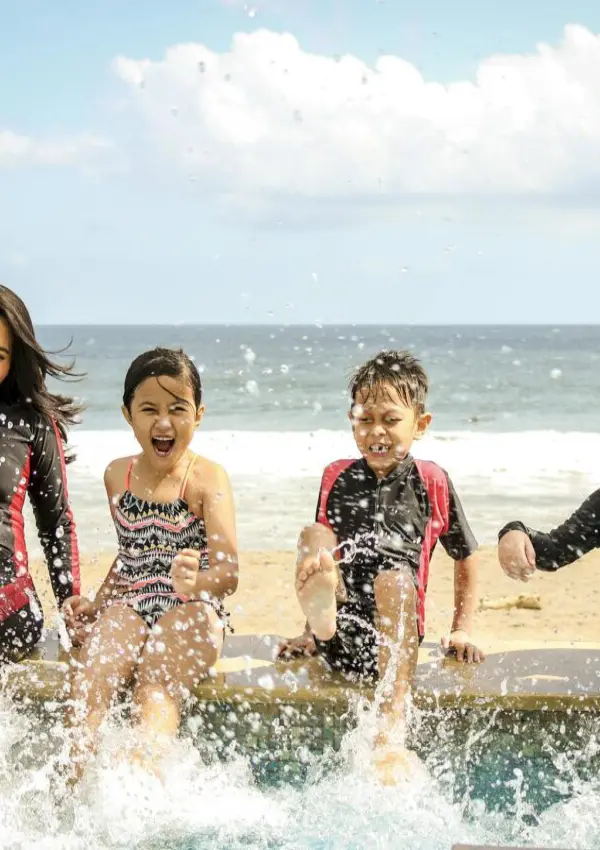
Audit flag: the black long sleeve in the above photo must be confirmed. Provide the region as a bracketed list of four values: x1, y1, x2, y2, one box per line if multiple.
[498, 489, 600, 571]
[27, 417, 80, 605]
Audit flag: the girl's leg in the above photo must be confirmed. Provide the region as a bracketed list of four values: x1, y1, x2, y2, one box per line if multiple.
[66, 606, 149, 783]
[131, 602, 224, 746]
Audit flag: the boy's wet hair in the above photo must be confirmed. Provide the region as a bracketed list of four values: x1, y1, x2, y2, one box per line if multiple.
[123, 347, 202, 411]
[349, 349, 428, 414]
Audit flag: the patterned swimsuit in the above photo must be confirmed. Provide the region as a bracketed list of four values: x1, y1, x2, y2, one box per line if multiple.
[113, 456, 222, 629]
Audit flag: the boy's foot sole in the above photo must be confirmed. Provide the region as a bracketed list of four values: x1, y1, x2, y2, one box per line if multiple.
[296, 555, 338, 642]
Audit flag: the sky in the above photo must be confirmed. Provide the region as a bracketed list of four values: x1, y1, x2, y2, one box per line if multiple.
[2, 0, 600, 324]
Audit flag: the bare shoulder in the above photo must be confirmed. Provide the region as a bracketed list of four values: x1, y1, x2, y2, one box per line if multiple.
[104, 455, 136, 496]
[186, 455, 233, 508]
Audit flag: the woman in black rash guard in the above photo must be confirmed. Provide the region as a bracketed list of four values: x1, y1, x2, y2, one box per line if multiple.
[498, 492, 600, 581]
[0, 285, 81, 664]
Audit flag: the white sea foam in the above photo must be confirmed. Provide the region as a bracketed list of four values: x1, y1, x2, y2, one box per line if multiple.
[69, 428, 600, 485]
[21, 428, 600, 553]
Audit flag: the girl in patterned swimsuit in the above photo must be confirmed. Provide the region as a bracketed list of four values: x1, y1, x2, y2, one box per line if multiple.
[63, 347, 239, 782]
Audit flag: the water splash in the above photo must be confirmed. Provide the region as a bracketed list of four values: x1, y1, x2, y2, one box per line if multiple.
[0, 692, 599, 849]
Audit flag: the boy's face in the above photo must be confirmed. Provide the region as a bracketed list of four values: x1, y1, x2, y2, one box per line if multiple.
[349, 383, 431, 477]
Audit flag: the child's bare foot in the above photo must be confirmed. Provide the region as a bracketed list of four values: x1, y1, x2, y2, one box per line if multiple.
[130, 736, 168, 781]
[372, 728, 422, 786]
[373, 747, 421, 786]
[372, 724, 422, 786]
[296, 548, 338, 641]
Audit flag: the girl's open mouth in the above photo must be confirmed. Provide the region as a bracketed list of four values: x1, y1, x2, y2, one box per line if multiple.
[151, 437, 175, 458]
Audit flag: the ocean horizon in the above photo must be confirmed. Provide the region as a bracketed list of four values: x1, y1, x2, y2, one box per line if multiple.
[22, 323, 600, 555]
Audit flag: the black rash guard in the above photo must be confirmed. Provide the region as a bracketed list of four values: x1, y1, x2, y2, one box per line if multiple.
[0, 403, 80, 662]
[499, 489, 600, 571]
[313, 454, 477, 678]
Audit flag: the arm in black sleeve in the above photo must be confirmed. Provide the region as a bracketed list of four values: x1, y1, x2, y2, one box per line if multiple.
[498, 489, 600, 571]
[27, 417, 80, 605]
[439, 472, 478, 560]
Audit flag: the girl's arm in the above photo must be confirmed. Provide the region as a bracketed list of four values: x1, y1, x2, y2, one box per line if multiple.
[28, 417, 80, 607]
[62, 459, 127, 641]
[175, 462, 239, 600]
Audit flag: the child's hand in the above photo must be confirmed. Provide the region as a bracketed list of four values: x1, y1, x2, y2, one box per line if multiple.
[61, 596, 99, 647]
[498, 530, 536, 582]
[171, 548, 202, 596]
[441, 630, 485, 663]
[277, 633, 317, 659]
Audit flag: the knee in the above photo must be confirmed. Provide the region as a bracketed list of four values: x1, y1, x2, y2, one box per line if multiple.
[133, 676, 189, 709]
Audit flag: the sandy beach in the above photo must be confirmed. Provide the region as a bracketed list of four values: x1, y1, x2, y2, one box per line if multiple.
[30, 545, 599, 645]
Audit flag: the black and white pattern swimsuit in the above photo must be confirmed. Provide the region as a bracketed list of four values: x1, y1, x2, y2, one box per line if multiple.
[112, 456, 224, 629]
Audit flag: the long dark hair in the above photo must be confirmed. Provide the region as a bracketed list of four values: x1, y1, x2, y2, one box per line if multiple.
[0, 285, 84, 461]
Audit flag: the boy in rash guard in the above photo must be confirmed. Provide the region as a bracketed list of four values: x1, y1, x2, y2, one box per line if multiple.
[498, 492, 600, 580]
[280, 350, 482, 782]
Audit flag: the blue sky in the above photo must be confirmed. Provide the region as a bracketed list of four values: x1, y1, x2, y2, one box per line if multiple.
[2, 0, 600, 324]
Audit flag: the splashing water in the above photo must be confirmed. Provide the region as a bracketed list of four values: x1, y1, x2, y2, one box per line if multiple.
[0, 688, 599, 849]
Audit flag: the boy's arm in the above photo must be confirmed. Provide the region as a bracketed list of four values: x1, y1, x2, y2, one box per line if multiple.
[499, 489, 600, 572]
[449, 553, 478, 638]
[438, 474, 483, 662]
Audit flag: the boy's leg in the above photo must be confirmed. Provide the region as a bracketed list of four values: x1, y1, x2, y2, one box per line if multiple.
[66, 606, 149, 784]
[295, 523, 340, 641]
[131, 602, 224, 750]
[372, 570, 419, 754]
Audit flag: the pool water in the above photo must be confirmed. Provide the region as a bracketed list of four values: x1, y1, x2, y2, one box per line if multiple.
[1, 695, 599, 850]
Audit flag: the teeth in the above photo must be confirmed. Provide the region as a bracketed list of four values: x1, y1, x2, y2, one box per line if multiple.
[369, 445, 388, 454]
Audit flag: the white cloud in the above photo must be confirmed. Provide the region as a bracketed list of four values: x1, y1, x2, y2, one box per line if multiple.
[111, 25, 600, 199]
[0, 130, 110, 169]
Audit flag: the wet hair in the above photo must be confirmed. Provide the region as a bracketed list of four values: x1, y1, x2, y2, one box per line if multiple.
[349, 349, 429, 414]
[123, 347, 202, 411]
[0, 284, 83, 462]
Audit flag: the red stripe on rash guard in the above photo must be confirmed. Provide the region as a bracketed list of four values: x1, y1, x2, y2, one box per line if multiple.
[414, 459, 450, 637]
[51, 419, 80, 595]
[0, 448, 34, 622]
[317, 459, 355, 530]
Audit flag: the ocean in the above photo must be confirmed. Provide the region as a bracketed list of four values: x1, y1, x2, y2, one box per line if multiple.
[31, 323, 600, 555]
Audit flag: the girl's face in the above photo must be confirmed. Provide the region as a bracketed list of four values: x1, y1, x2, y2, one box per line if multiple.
[123, 374, 203, 471]
[0, 317, 13, 386]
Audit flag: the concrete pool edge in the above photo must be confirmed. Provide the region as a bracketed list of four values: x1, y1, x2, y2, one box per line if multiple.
[2, 633, 599, 712]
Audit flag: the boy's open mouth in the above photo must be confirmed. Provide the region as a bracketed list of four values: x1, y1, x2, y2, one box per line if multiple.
[369, 444, 390, 456]
[152, 437, 175, 458]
